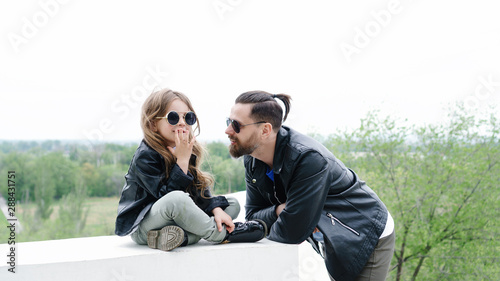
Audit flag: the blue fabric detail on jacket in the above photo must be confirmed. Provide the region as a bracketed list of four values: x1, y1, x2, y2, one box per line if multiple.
[266, 166, 274, 182]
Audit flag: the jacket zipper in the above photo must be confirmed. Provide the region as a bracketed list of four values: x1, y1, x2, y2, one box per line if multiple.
[274, 185, 282, 204]
[326, 213, 360, 236]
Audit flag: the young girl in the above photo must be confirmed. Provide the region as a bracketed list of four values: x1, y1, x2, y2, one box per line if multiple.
[115, 89, 266, 251]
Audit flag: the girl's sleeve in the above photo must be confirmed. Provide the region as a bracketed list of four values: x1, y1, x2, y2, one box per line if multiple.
[192, 188, 229, 216]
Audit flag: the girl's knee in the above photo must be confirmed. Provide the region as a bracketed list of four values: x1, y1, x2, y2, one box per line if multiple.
[226, 196, 240, 209]
[162, 190, 191, 203]
[152, 191, 193, 214]
[225, 196, 241, 219]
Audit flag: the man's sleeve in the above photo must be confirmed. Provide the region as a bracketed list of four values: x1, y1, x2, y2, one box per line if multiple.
[268, 151, 330, 244]
[245, 181, 278, 229]
[243, 156, 278, 229]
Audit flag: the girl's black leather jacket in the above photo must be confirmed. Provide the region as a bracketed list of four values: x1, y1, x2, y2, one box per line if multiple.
[115, 140, 229, 236]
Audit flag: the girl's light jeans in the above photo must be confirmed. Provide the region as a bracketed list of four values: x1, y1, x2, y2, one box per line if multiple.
[131, 191, 240, 245]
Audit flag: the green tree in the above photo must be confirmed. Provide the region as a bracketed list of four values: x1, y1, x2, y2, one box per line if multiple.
[324, 105, 499, 280]
[100, 164, 127, 197]
[30, 151, 78, 220]
[210, 157, 246, 194]
[205, 141, 232, 160]
[32, 156, 56, 220]
[0, 151, 33, 203]
[55, 176, 90, 238]
[202, 141, 246, 194]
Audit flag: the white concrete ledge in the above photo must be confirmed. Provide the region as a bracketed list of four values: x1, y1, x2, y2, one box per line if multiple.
[0, 235, 299, 281]
[1, 191, 329, 281]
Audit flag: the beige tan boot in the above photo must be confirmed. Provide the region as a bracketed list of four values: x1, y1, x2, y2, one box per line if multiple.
[147, 225, 185, 251]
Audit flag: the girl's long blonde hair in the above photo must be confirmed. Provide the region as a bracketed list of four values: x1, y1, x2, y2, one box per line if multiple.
[141, 89, 214, 194]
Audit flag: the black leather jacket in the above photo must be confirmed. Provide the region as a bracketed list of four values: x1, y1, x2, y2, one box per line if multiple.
[244, 126, 388, 281]
[115, 140, 229, 236]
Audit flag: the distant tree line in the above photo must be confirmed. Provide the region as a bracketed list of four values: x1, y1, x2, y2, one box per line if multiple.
[0, 139, 244, 206]
[0, 141, 135, 203]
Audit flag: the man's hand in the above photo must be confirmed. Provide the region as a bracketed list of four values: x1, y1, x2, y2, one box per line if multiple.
[276, 203, 286, 216]
[276, 202, 320, 233]
[212, 207, 235, 233]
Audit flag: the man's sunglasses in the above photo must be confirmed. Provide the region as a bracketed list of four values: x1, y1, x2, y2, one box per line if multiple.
[226, 118, 266, 133]
[156, 111, 197, 126]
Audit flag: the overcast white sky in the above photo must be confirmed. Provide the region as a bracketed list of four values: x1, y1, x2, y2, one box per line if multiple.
[1, 0, 499, 145]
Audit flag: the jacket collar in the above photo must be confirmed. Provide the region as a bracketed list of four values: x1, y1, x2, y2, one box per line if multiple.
[272, 126, 291, 174]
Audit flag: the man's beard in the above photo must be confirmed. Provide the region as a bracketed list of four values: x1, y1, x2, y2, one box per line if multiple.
[229, 135, 259, 158]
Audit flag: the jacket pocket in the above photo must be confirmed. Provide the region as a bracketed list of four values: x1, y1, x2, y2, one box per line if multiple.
[326, 212, 360, 236]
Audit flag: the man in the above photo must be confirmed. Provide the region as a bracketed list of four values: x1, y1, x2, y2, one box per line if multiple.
[225, 90, 395, 281]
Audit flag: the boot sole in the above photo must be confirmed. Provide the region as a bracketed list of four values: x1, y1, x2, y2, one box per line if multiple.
[147, 225, 185, 251]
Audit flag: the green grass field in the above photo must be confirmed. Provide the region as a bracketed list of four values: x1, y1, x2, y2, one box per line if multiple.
[0, 197, 120, 243]
[83, 197, 120, 236]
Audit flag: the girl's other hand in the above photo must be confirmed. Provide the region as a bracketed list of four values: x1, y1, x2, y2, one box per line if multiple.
[212, 207, 235, 233]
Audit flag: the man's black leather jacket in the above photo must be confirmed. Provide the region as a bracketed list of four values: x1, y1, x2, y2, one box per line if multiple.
[244, 126, 388, 281]
[115, 140, 229, 236]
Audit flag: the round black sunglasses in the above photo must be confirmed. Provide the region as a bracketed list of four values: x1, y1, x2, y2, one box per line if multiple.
[157, 111, 197, 126]
[226, 118, 266, 133]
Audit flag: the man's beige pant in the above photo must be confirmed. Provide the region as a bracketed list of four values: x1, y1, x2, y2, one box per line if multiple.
[329, 230, 396, 281]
